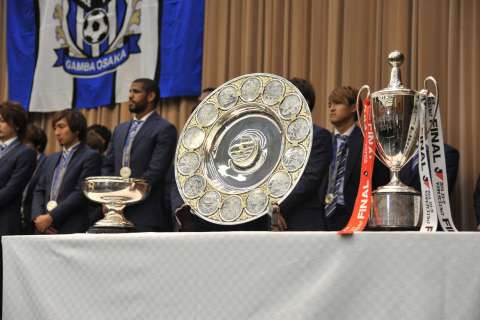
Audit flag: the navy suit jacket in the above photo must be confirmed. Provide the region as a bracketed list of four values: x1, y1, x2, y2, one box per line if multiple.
[474, 176, 480, 225]
[102, 112, 177, 231]
[325, 125, 390, 230]
[399, 144, 459, 196]
[0, 142, 36, 235]
[280, 124, 331, 231]
[32, 143, 101, 233]
[21, 154, 46, 234]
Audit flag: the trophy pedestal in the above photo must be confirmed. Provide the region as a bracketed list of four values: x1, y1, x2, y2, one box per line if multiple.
[87, 211, 137, 233]
[368, 185, 422, 231]
[87, 226, 136, 233]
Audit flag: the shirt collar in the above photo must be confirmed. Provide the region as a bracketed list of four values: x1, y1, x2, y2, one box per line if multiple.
[1, 136, 18, 147]
[134, 110, 155, 122]
[334, 124, 356, 137]
[63, 141, 81, 154]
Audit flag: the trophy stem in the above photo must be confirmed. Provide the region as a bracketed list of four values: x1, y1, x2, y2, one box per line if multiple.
[87, 203, 136, 233]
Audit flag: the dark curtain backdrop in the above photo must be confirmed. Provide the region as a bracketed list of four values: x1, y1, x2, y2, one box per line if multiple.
[1, 0, 479, 229]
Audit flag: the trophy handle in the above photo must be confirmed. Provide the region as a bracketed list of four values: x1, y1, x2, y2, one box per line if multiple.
[423, 76, 439, 133]
[356, 85, 371, 136]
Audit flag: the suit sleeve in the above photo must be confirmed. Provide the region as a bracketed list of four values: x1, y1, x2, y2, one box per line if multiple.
[280, 128, 331, 214]
[50, 152, 102, 226]
[31, 159, 49, 220]
[474, 176, 480, 225]
[141, 124, 177, 187]
[445, 145, 459, 193]
[0, 148, 36, 207]
[373, 158, 391, 189]
[102, 127, 117, 176]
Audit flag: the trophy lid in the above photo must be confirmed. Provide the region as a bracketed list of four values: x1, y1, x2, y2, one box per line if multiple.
[371, 51, 415, 97]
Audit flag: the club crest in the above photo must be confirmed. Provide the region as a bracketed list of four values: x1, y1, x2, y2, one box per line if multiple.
[53, 0, 142, 77]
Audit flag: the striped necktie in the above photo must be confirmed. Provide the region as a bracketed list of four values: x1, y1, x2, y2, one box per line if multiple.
[122, 120, 143, 167]
[50, 150, 71, 202]
[325, 134, 348, 217]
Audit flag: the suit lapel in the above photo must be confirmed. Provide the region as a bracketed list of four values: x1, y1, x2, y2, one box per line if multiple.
[344, 126, 362, 184]
[55, 144, 84, 199]
[131, 112, 157, 153]
[115, 122, 130, 168]
[1, 140, 21, 161]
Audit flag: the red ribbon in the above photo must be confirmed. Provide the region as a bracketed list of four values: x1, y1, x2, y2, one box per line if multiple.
[338, 99, 376, 234]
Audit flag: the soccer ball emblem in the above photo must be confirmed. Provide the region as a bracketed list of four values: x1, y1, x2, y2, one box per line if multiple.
[83, 8, 109, 45]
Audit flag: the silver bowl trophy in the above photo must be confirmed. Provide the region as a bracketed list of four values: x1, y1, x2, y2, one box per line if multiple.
[83, 176, 150, 233]
[359, 51, 438, 230]
[175, 73, 313, 226]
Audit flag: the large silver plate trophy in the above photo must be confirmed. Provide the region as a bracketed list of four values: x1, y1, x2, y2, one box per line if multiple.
[175, 73, 313, 225]
[359, 51, 438, 230]
[83, 176, 150, 232]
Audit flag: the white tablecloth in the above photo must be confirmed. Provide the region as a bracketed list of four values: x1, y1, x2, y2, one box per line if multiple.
[3, 232, 480, 320]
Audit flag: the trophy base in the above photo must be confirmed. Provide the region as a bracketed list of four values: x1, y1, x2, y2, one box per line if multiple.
[368, 185, 422, 231]
[87, 225, 136, 233]
[87, 212, 137, 234]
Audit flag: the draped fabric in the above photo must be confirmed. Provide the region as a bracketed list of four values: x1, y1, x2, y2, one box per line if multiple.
[1, 0, 479, 229]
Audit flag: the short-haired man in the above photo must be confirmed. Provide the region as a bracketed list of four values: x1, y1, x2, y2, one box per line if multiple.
[0, 101, 37, 235]
[325, 86, 389, 230]
[21, 124, 48, 234]
[32, 110, 102, 234]
[102, 78, 177, 232]
[86, 124, 112, 155]
[277, 78, 332, 231]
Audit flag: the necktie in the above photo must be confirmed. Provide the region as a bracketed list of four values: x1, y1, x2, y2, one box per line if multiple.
[50, 150, 71, 202]
[0, 144, 5, 152]
[122, 120, 143, 167]
[325, 134, 348, 217]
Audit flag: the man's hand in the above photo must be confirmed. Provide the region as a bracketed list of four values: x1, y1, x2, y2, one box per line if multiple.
[174, 204, 192, 231]
[44, 227, 58, 234]
[271, 204, 287, 231]
[34, 214, 54, 233]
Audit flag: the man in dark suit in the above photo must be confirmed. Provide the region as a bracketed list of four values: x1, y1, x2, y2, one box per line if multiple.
[102, 78, 177, 232]
[86, 124, 111, 156]
[324, 86, 390, 231]
[0, 101, 37, 320]
[0, 101, 37, 235]
[474, 176, 480, 231]
[277, 78, 331, 231]
[21, 124, 48, 234]
[32, 110, 101, 234]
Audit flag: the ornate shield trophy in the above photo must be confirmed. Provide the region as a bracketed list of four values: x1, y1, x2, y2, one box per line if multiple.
[358, 51, 438, 230]
[83, 177, 150, 233]
[175, 73, 313, 225]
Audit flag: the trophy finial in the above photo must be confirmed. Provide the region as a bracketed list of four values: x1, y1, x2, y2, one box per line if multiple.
[387, 51, 404, 88]
[388, 51, 404, 67]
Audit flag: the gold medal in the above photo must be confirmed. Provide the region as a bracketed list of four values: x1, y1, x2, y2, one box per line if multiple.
[120, 167, 132, 178]
[325, 193, 334, 205]
[46, 200, 58, 212]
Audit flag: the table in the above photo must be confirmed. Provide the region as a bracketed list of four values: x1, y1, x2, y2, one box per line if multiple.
[3, 232, 480, 319]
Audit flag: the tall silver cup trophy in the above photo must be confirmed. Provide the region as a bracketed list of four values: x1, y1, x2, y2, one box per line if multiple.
[359, 51, 438, 230]
[83, 177, 150, 233]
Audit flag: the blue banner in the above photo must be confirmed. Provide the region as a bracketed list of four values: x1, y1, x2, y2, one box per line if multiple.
[7, 0, 204, 111]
